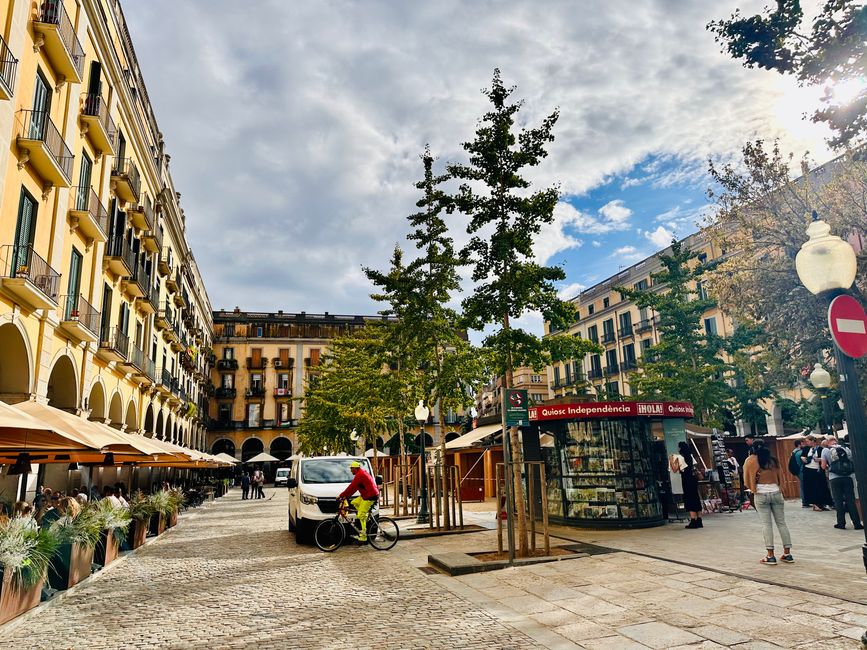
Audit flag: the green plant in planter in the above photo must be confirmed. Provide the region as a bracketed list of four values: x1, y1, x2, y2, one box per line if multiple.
[0, 516, 59, 589]
[148, 490, 172, 518]
[50, 508, 102, 549]
[166, 489, 186, 514]
[128, 490, 155, 521]
[91, 500, 131, 544]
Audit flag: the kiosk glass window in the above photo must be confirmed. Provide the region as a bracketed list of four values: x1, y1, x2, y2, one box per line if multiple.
[541, 418, 662, 523]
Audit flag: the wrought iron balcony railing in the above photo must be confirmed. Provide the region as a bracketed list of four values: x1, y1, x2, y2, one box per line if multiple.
[59, 293, 99, 334]
[0, 244, 60, 303]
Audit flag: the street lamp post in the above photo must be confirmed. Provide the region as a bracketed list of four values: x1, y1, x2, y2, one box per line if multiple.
[796, 212, 867, 582]
[808, 363, 834, 435]
[415, 400, 430, 524]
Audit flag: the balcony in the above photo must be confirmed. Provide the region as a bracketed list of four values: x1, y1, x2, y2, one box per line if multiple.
[565, 372, 585, 385]
[128, 193, 154, 232]
[246, 357, 266, 370]
[635, 319, 653, 333]
[273, 387, 292, 399]
[158, 248, 173, 277]
[142, 218, 162, 255]
[98, 326, 129, 363]
[120, 343, 146, 375]
[618, 325, 633, 338]
[164, 262, 178, 292]
[601, 331, 616, 344]
[272, 357, 295, 369]
[16, 110, 73, 187]
[136, 282, 159, 315]
[57, 294, 99, 342]
[134, 356, 157, 385]
[33, 0, 84, 83]
[103, 233, 134, 278]
[0, 244, 60, 309]
[123, 257, 149, 299]
[588, 368, 604, 380]
[622, 358, 638, 371]
[215, 387, 236, 400]
[68, 186, 108, 243]
[217, 358, 238, 371]
[154, 300, 174, 332]
[0, 33, 18, 100]
[80, 94, 115, 155]
[110, 158, 140, 204]
[604, 363, 620, 376]
[245, 386, 266, 399]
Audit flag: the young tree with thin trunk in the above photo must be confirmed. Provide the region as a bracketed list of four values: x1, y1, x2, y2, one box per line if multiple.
[449, 69, 595, 557]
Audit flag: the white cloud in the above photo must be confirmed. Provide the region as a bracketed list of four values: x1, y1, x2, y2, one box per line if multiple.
[611, 246, 646, 263]
[645, 225, 675, 249]
[534, 204, 584, 264]
[557, 282, 586, 300]
[121, 0, 833, 325]
[591, 240, 602, 248]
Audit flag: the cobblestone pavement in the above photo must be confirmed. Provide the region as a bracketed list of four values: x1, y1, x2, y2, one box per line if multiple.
[2, 489, 865, 649]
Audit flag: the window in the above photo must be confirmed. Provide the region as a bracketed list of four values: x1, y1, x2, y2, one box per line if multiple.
[605, 349, 618, 369]
[100, 283, 112, 338]
[698, 252, 708, 264]
[278, 373, 290, 389]
[704, 317, 718, 335]
[605, 381, 620, 397]
[218, 403, 231, 423]
[602, 319, 615, 341]
[587, 325, 598, 343]
[250, 373, 263, 390]
[590, 355, 602, 374]
[640, 338, 652, 352]
[696, 280, 708, 300]
[224, 324, 235, 337]
[223, 347, 234, 360]
[530, 374, 542, 383]
[246, 403, 260, 427]
[67, 247, 82, 300]
[553, 366, 561, 384]
[256, 326, 263, 337]
[564, 363, 572, 384]
[633, 279, 649, 291]
[14, 188, 38, 255]
[588, 304, 595, 315]
[603, 297, 610, 309]
[279, 402, 291, 423]
[619, 312, 632, 333]
[221, 374, 233, 389]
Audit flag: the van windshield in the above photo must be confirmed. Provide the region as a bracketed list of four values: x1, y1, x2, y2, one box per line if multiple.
[276, 469, 289, 476]
[301, 459, 363, 484]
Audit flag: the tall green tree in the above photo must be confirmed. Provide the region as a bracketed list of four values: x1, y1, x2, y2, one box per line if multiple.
[616, 242, 732, 426]
[708, 1, 867, 148]
[448, 69, 597, 556]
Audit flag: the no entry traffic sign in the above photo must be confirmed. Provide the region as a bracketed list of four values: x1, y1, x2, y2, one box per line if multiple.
[828, 294, 867, 359]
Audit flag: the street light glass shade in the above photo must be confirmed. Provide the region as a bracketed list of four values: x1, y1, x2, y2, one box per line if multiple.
[795, 217, 857, 295]
[414, 400, 430, 423]
[809, 363, 832, 389]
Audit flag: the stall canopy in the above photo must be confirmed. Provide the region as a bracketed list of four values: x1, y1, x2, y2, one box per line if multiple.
[246, 452, 280, 463]
[444, 424, 502, 450]
[214, 452, 239, 464]
[0, 400, 96, 460]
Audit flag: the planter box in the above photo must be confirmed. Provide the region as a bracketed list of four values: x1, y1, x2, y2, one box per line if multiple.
[0, 568, 44, 625]
[48, 543, 94, 591]
[149, 512, 165, 537]
[167, 509, 178, 528]
[130, 519, 148, 549]
[93, 530, 120, 567]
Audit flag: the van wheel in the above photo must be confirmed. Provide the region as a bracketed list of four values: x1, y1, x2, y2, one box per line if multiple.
[287, 512, 296, 532]
[296, 518, 312, 544]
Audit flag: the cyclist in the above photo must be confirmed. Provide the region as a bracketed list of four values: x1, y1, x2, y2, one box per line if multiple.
[338, 461, 379, 542]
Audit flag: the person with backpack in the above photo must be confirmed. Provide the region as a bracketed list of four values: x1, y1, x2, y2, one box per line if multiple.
[787, 439, 808, 508]
[821, 437, 863, 530]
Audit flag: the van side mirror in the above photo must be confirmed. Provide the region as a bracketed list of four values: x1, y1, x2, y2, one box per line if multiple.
[286, 478, 297, 489]
[375, 475, 383, 486]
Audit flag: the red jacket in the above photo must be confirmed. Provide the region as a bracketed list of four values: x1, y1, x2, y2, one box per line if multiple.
[339, 468, 379, 500]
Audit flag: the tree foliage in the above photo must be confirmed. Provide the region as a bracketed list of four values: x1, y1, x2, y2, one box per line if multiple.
[708, 1, 867, 148]
[703, 139, 867, 386]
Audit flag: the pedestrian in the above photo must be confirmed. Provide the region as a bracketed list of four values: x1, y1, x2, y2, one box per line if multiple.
[241, 472, 250, 500]
[257, 468, 266, 499]
[787, 439, 809, 508]
[801, 436, 832, 511]
[821, 436, 863, 530]
[670, 441, 703, 529]
[745, 436, 757, 455]
[743, 445, 794, 565]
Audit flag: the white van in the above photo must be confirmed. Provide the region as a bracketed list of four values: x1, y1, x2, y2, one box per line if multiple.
[286, 455, 376, 541]
[274, 467, 291, 487]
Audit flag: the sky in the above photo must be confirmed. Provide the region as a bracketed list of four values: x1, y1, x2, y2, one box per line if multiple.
[122, 0, 834, 336]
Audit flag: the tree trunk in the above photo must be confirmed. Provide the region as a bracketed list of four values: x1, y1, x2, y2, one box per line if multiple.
[502, 313, 529, 558]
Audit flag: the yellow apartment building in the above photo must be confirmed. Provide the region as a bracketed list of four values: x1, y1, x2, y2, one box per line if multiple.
[0, 0, 213, 496]
[207, 309, 468, 462]
[542, 231, 764, 427]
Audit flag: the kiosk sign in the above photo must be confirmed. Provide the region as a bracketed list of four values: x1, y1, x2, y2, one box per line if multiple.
[504, 389, 529, 426]
[528, 401, 694, 421]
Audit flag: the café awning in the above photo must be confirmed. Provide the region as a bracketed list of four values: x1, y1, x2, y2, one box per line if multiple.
[0, 400, 97, 461]
[445, 424, 502, 450]
[214, 452, 239, 464]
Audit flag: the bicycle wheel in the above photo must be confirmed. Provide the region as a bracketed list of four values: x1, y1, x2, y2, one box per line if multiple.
[368, 516, 399, 551]
[314, 519, 345, 552]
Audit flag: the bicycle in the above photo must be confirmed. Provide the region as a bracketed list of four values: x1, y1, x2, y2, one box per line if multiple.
[314, 497, 399, 552]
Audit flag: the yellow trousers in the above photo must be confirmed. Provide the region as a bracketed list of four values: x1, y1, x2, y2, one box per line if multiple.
[351, 496, 374, 540]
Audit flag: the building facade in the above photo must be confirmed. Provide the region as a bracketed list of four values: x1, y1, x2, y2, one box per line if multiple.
[0, 0, 213, 480]
[546, 231, 729, 401]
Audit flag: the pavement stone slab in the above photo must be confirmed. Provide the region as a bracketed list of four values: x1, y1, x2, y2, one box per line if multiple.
[617, 621, 704, 649]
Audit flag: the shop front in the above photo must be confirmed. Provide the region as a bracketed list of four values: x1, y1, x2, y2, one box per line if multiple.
[531, 401, 695, 529]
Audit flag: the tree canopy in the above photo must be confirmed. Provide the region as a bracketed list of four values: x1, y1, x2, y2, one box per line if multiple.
[708, 1, 867, 148]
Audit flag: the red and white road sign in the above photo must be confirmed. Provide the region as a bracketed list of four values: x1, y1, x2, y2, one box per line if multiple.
[828, 295, 867, 359]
